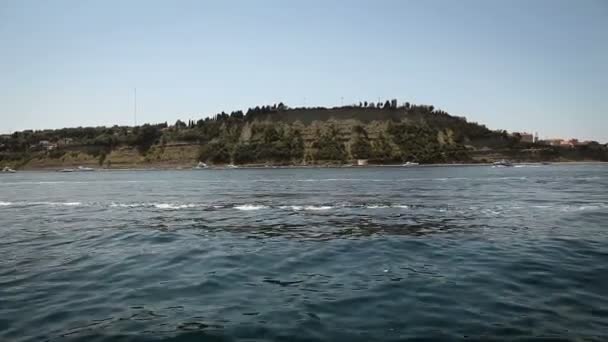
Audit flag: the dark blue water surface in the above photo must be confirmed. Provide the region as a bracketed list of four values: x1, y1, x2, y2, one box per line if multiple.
[1, 165, 607, 341]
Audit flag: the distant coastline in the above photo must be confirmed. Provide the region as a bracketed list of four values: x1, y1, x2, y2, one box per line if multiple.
[2, 102, 607, 170]
[10, 161, 607, 172]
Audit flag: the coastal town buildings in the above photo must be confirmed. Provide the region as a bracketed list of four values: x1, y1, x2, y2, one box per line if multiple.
[512, 132, 534, 143]
[537, 138, 597, 148]
[544, 139, 564, 146]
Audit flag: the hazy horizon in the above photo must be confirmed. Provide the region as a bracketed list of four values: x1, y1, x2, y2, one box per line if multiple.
[1, 0, 607, 142]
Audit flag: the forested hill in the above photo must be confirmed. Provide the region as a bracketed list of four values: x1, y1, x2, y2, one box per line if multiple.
[1, 101, 607, 169]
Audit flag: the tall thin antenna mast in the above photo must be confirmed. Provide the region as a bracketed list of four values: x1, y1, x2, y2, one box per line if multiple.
[134, 88, 137, 126]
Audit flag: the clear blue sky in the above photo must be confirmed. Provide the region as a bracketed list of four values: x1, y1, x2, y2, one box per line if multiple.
[1, 0, 607, 142]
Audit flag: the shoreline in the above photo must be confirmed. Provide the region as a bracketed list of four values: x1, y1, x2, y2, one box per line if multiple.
[7, 160, 607, 172]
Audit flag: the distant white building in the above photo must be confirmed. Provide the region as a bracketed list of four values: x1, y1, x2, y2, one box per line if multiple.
[545, 139, 564, 146]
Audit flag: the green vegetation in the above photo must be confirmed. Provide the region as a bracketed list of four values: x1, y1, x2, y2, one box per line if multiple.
[313, 125, 347, 162]
[1, 100, 606, 168]
[350, 126, 373, 160]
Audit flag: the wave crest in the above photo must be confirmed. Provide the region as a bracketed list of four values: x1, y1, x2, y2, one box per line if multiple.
[235, 204, 268, 211]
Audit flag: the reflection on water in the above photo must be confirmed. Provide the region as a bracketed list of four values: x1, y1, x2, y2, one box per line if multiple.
[1, 165, 607, 341]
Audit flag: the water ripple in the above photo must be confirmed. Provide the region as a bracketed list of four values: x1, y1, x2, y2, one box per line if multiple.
[1, 166, 607, 341]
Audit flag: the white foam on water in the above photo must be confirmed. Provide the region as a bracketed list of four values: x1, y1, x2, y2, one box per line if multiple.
[28, 201, 84, 207]
[110, 202, 205, 210]
[393, 205, 410, 209]
[561, 204, 608, 212]
[303, 205, 332, 210]
[235, 204, 268, 211]
[366, 205, 390, 209]
[110, 203, 138, 208]
[482, 209, 501, 216]
[278, 205, 332, 211]
[296, 178, 365, 182]
[154, 203, 198, 210]
[154, 203, 174, 209]
[0, 201, 12, 206]
[578, 205, 598, 211]
[502, 204, 608, 212]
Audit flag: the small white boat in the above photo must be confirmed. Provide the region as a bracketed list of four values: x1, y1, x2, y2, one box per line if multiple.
[1, 166, 16, 173]
[492, 160, 513, 167]
[193, 162, 208, 169]
[59, 168, 75, 172]
[77, 166, 95, 172]
[226, 164, 238, 169]
[402, 161, 420, 167]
